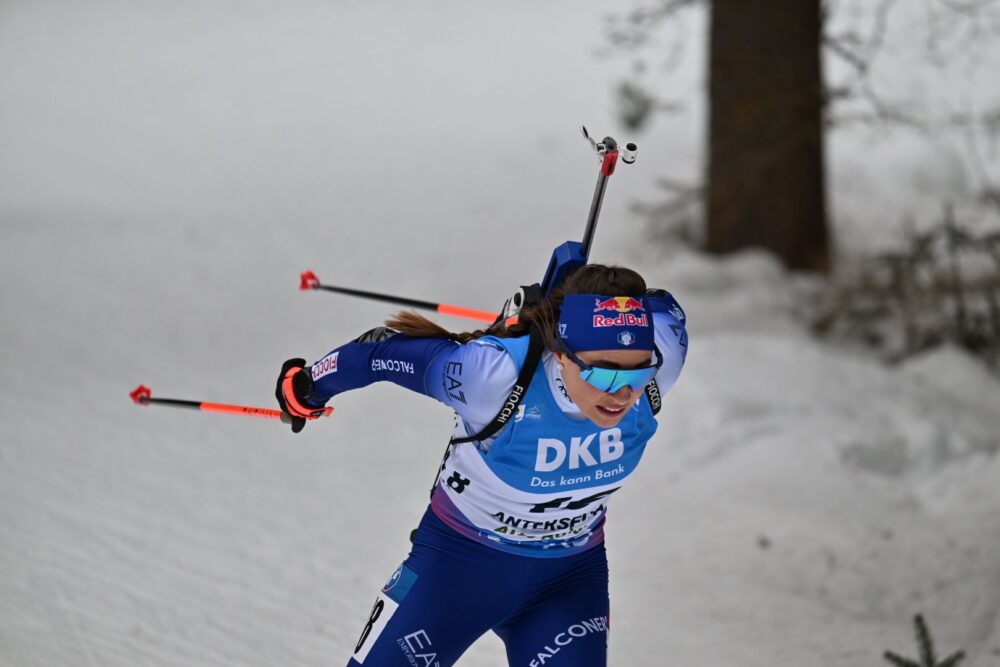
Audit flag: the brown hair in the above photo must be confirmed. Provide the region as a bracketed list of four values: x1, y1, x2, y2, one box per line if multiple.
[384, 264, 647, 349]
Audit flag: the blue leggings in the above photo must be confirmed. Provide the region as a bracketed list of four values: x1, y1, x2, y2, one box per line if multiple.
[347, 508, 609, 667]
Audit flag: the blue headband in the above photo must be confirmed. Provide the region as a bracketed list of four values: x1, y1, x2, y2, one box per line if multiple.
[557, 294, 655, 352]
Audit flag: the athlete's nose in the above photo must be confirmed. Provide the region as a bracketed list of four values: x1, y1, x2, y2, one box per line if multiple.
[609, 384, 633, 402]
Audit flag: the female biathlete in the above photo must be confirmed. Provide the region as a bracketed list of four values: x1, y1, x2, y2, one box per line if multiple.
[275, 264, 688, 666]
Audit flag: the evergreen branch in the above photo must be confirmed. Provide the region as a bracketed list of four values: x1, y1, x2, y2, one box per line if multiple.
[883, 615, 968, 667]
[915, 614, 937, 666]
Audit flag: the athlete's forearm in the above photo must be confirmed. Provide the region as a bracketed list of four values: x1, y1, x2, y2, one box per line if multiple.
[308, 327, 458, 404]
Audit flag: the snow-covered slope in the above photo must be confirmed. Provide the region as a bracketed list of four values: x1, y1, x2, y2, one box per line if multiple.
[2, 2, 999, 666]
[3, 225, 998, 666]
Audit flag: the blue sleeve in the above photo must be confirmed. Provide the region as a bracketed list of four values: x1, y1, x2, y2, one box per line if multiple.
[649, 290, 688, 393]
[307, 328, 516, 429]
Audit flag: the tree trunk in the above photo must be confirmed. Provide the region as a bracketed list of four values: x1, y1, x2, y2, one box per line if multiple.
[706, 0, 830, 272]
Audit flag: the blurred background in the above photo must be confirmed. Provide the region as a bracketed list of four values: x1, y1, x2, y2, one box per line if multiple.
[2, 1, 998, 665]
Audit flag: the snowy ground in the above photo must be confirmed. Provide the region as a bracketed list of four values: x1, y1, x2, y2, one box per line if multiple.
[3, 2, 999, 666]
[3, 228, 999, 667]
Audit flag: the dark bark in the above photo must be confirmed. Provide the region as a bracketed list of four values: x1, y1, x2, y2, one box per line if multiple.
[706, 0, 830, 272]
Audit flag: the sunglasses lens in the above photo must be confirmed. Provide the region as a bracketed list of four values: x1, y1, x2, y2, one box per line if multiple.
[580, 366, 658, 393]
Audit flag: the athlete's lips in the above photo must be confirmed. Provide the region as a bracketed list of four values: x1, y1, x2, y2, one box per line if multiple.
[596, 403, 628, 415]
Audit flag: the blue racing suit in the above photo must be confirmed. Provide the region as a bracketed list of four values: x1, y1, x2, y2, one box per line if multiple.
[305, 293, 688, 666]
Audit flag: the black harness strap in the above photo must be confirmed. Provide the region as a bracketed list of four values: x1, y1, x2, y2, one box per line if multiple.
[450, 324, 546, 445]
[644, 378, 661, 416]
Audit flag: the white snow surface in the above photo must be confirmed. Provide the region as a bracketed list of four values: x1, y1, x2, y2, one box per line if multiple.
[2, 2, 1000, 666]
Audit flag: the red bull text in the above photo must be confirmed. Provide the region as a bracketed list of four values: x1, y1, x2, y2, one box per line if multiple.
[592, 297, 648, 327]
[593, 313, 649, 328]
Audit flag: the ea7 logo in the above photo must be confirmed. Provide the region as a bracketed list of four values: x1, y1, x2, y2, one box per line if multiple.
[534, 428, 624, 472]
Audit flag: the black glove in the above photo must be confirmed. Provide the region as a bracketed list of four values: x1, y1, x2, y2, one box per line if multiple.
[275, 357, 325, 433]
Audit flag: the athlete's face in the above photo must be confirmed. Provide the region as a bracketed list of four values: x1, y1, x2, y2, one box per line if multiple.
[553, 348, 653, 428]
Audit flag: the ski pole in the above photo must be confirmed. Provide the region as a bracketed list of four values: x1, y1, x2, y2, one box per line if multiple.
[299, 270, 498, 323]
[580, 126, 637, 263]
[129, 385, 333, 422]
[539, 127, 638, 295]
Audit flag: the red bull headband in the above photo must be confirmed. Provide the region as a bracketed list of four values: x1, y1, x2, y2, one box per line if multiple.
[557, 294, 654, 352]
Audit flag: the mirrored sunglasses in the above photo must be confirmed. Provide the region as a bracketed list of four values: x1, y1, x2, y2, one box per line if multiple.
[558, 343, 663, 393]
